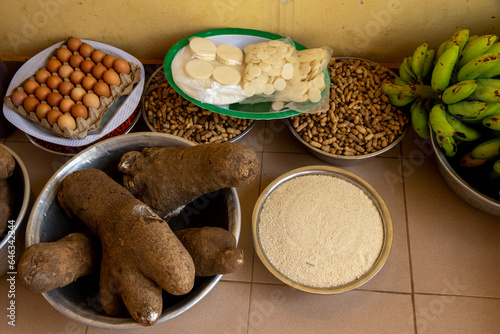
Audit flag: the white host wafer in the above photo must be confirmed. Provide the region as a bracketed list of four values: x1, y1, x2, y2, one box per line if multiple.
[189, 37, 217, 60]
[185, 59, 214, 80]
[216, 44, 244, 65]
[212, 65, 242, 85]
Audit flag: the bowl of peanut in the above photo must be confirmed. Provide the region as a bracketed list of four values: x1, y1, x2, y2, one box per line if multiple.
[141, 66, 255, 144]
[288, 57, 410, 165]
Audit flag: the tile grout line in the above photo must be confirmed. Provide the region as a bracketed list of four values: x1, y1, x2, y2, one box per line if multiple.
[400, 145, 418, 334]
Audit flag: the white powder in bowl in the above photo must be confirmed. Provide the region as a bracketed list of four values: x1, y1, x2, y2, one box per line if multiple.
[258, 174, 384, 288]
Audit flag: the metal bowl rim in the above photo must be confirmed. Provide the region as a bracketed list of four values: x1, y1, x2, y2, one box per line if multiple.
[251, 165, 393, 294]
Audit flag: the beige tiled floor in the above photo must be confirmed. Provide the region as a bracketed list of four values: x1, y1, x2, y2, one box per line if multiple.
[1, 118, 500, 334]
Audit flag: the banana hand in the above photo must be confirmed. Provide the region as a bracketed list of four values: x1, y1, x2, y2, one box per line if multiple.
[399, 57, 416, 82]
[412, 42, 429, 81]
[441, 80, 478, 104]
[410, 99, 430, 139]
[446, 113, 481, 141]
[431, 45, 460, 92]
[457, 53, 499, 81]
[429, 103, 456, 137]
[459, 151, 489, 167]
[458, 34, 497, 69]
[482, 112, 500, 131]
[470, 138, 500, 159]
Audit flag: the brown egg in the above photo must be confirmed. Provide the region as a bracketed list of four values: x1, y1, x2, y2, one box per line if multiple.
[23, 80, 40, 94]
[82, 76, 97, 91]
[57, 48, 73, 63]
[82, 93, 100, 109]
[113, 59, 131, 74]
[102, 69, 121, 86]
[35, 69, 51, 84]
[47, 109, 63, 125]
[69, 54, 85, 69]
[70, 87, 86, 102]
[46, 92, 63, 107]
[71, 103, 88, 119]
[11, 91, 28, 107]
[46, 75, 63, 90]
[58, 81, 75, 96]
[70, 70, 86, 85]
[34, 86, 52, 101]
[23, 96, 40, 113]
[67, 37, 83, 52]
[35, 103, 52, 119]
[92, 64, 107, 80]
[59, 98, 76, 113]
[47, 59, 63, 73]
[93, 82, 110, 98]
[80, 60, 96, 74]
[79, 43, 94, 58]
[91, 49, 106, 64]
[58, 65, 74, 79]
[102, 55, 117, 69]
[57, 114, 77, 131]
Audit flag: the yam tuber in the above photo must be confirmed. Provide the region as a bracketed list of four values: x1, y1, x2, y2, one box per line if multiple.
[0, 179, 13, 235]
[0, 145, 15, 180]
[174, 227, 244, 277]
[57, 168, 195, 326]
[18, 233, 99, 293]
[118, 142, 259, 218]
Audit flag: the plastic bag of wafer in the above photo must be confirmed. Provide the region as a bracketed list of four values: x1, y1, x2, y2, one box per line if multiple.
[238, 38, 332, 114]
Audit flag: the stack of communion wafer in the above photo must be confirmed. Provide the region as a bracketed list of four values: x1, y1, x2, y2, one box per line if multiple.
[4, 37, 141, 139]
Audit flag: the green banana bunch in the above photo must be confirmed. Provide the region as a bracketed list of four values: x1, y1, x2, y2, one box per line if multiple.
[446, 113, 481, 141]
[422, 49, 436, 80]
[441, 80, 478, 104]
[458, 34, 497, 68]
[429, 103, 456, 137]
[482, 111, 500, 131]
[412, 42, 429, 81]
[447, 101, 489, 120]
[436, 135, 458, 157]
[410, 99, 430, 139]
[494, 159, 500, 174]
[431, 45, 460, 92]
[470, 138, 500, 159]
[456, 53, 499, 81]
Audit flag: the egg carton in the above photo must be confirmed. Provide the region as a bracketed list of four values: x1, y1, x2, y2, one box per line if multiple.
[3, 38, 141, 140]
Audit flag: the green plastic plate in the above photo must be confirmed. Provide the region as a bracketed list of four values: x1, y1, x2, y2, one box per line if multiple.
[163, 28, 330, 120]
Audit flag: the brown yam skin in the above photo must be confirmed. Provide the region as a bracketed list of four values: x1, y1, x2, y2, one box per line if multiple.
[174, 227, 244, 277]
[57, 169, 195, 327]
[0, 179, 13, 235]
[18, 233, 99, 293]
[0, 146, 15, 180]
[118, 142, 259, 218]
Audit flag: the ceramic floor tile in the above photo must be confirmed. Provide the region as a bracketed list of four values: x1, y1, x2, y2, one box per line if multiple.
[262, 119, 309, 154]
[222, 155, 262, 283]
[0, 276, 87, 334]
[4, 129, 30, 143]
[3, 141, 71, 197]
[406, 158, 500, 297]
[253, 152, 412, 293]
[414, 294, 500, 333]
[401, 128, 435, 160]
[247, 284, 414, 334]
[87, 281, 251, 334]
[236, 120, 266, 153]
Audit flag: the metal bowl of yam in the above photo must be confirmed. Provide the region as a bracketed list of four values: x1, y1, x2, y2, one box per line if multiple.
[25, 132, 241, 329]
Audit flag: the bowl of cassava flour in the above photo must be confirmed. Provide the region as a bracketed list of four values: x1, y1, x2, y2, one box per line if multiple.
[252, 165, 392, 293]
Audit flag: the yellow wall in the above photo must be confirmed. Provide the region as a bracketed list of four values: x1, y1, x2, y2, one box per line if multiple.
[0, 0, 498, 64]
